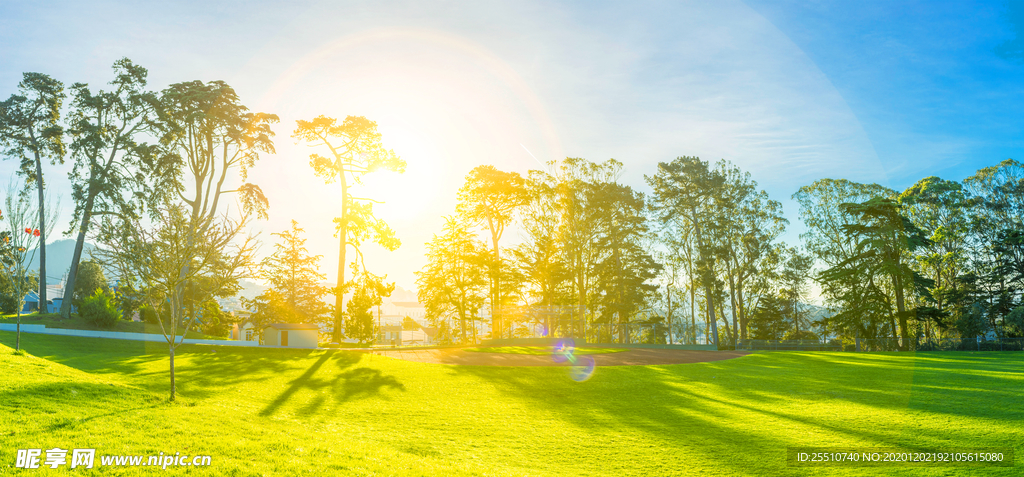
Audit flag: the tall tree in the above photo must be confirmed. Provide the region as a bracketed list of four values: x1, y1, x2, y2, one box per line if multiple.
[513, 170, 567, 309]
[456, 165, 527, 339]
[417, 216, 489, 343]
[647, 157, 727, 345]
[794, 179, 894, 339]
[60, 58, 164, 318]
[95, 203, 257, 400]
[819, 198, 929, 350]
[779, 247, 814, 339]
[0, 72, 65, 312]
[252, 220, 329, 324]
[541, 158, 621, 337]
[963, 159, 1024, 335]
[899, 177, 972, 338]
[592, 181, 661, 342]
[159, 79, 277, 321]
[293, 115, 404, 343]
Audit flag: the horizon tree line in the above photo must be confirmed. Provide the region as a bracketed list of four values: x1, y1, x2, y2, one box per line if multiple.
[418, 157, 1024, 348]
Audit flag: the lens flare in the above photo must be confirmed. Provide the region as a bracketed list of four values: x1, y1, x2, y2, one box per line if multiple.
[552, 339, 575, 363]
[569, 355, 596, 382]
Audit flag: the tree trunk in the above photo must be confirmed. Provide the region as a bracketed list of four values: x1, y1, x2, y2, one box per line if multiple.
[727, 263, 738, 344]
[690, 284, 696, 345]
[689, 206, 717, 346]
[893, 269, 909, 352]
[459, 301, 468, 343]
[62, 191, 99, 319]
[15, 309, 21, 351]
[60, 222, 89, 317]
[737, 280, 747, 340]
[706, 288, 718, 345]
[169, 344, 176, 401]
[666, 284, 674, 345]
[491, 234, 501, 340]
[334, 174, 348, 343]
[719, 296, 733, 345]
[794, 296, 800, 338]
[35, 157, 47, 314]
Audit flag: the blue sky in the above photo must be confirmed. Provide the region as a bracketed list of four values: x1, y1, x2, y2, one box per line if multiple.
[748, 0, 1023, 183]
[0, 1, 1021, 290]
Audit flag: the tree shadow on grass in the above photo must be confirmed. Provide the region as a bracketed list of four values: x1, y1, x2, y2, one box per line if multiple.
[260, 352, 404, 417]
[727, 352, 1024, 421]
[0, 332, 364, 401]
[442, 352, 1023, 474]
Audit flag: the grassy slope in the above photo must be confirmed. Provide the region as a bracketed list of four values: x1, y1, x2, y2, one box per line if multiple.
[1, 332, 1021, 476]
[0, 312, 224, 339]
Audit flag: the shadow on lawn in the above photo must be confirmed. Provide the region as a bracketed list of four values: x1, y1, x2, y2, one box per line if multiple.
[445, 351, 1022, 474]
[260, 352, 405, 417]
[725, 352, 1024, 420]
[0, 332, 406, 407]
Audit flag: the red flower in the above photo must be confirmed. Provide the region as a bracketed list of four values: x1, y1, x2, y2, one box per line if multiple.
[24, 228, 31, 234]
[33, 229, 40, 237]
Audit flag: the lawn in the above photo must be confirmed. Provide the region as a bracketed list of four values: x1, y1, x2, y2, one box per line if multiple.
[0, 312, 225, 339]
[1, 331, 1021, 476]
[464, 346, 627, 355]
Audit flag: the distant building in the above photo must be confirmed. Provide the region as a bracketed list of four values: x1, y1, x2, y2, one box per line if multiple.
[22, 288, 70, 314]
[263, 323, 318, 348]
[230, 321, 260, 343]
[379, 325, 403, 346]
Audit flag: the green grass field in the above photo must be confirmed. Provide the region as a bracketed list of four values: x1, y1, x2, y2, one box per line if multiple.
[1, 331, 1021, 476]
[0, 312, 225, 339]
[464, 346, 627, 355]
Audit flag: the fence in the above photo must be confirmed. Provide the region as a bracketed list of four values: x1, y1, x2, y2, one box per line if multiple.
[0, 323, 258, 347]
[736, 337, 1024, 352]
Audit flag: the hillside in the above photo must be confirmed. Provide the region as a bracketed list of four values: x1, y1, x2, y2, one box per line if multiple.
[27, 239, 99, 283]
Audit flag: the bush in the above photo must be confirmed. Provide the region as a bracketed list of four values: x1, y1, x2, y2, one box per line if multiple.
[139, 305, 160, 324]
[72, 261, 109, 308]
[0, 273, 38, 314]
[80, 289, 120, 329]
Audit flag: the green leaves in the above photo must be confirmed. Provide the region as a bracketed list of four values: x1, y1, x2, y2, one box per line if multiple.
[294, 115, 406, 183]
[416, 216, 489, 343]
[159, 79, 279, 220]
[250, 220, 330, 327]
[0, 72, 66, 180]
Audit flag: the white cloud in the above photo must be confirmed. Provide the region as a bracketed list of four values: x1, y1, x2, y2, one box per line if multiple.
[0, 0, 887, 292]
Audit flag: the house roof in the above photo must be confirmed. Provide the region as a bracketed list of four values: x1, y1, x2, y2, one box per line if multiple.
[264, 323, 319, 331]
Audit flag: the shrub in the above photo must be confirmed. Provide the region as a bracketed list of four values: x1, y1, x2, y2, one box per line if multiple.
[80, 289, 120, 329]
[139, 305, 160, 324]
[72, 261, 109, 308]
